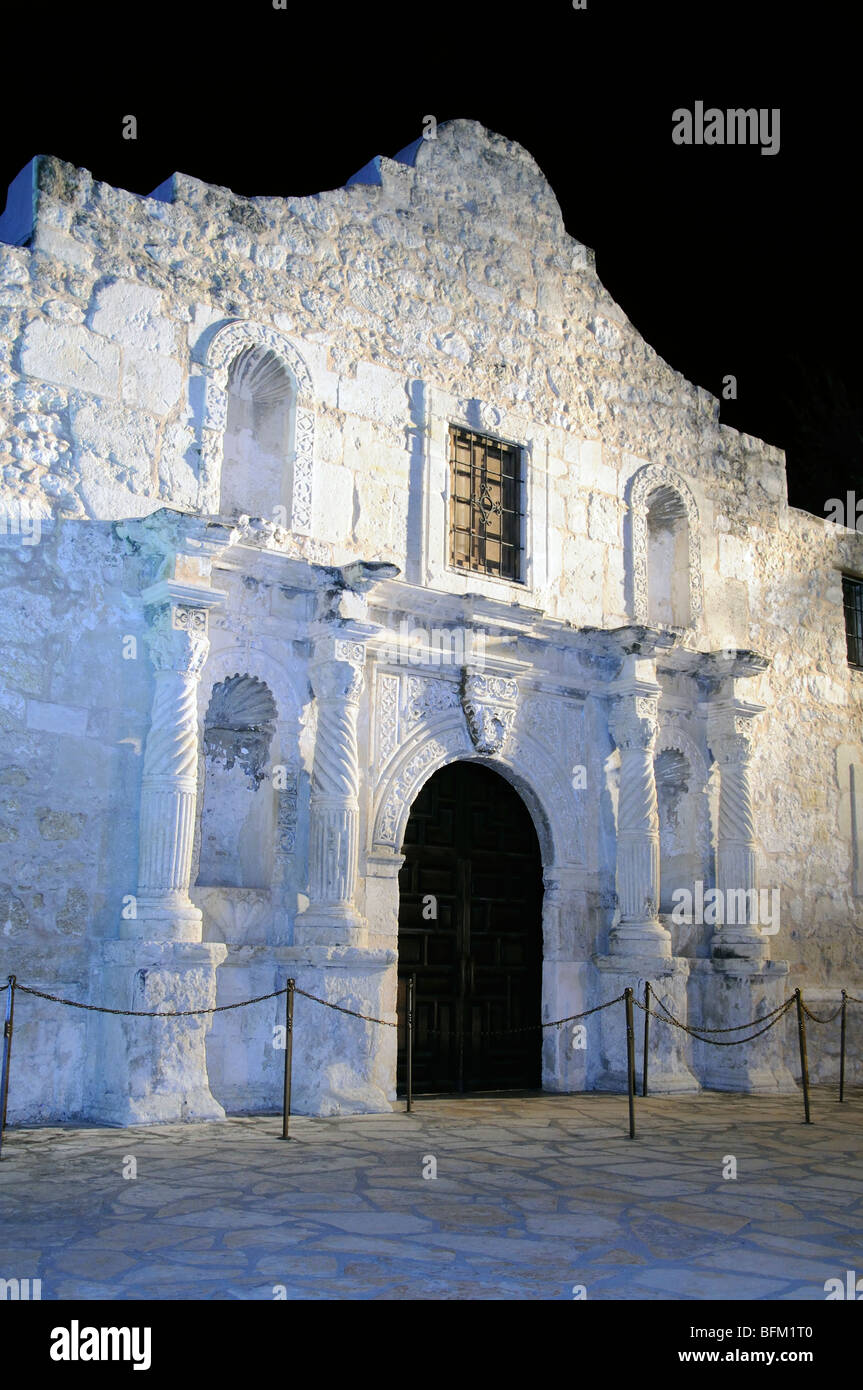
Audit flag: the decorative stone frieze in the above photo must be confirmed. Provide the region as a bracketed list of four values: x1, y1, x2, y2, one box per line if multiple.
[460, 671, 519, 755]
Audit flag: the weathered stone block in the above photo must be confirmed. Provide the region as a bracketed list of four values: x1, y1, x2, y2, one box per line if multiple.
[88, 277, 176, 355]
[122, 347, 183, 416]
[20, 320, 119, 398]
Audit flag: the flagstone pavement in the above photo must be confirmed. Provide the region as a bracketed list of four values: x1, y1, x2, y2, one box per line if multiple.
[1, 1088, 862, 1300]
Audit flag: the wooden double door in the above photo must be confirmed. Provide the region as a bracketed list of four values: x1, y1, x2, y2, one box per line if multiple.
[397, 762, 543, 1094]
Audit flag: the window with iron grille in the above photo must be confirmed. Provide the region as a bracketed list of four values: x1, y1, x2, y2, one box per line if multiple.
[843, 575, 863, 668]
[449, 427, 524, 581]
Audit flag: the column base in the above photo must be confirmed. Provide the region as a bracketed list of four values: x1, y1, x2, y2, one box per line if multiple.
[274, 945, 396, 1115]
[119, 895, 203, 943]
[608, 919, 672, 959]
[692, 957, 798, 1093]
[710, 925, 769, 963]
[592, 954, 700, 1093]
[85, 939, 227, 1126]
[292, 904, 368, 949]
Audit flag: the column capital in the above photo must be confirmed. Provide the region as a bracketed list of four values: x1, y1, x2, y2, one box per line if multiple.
[143, 600, 211, 678]
[705, 696, 765, 766]
[310, 624, 374, 667]
[608, 691, 660, 753]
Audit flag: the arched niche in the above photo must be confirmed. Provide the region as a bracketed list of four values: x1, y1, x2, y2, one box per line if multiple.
[220, 346, 294, 519]
[627, 464, 703, 630]
[654, 722, 711, 950]
[196, 674, 278, 889]
[198, 320, 315, 533]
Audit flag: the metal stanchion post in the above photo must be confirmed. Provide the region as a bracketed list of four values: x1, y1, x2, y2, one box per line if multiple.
[0, 975, 16, 1162]
[839, 989, 847, 1103]
[406, 974, 415, 1114]
[625, 987, 636, 1139]
[280, 979, 295, 1141]
[642, 981, 650, 1098]
[795, 988, 812, 1124]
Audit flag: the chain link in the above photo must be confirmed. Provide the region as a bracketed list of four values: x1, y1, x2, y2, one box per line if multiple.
[801, 1002, 845, 1025]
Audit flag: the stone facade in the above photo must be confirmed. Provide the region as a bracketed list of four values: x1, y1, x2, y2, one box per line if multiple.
[1, 120, 861, 1124]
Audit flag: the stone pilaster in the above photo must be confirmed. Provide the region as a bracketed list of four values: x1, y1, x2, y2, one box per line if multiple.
[86, 513, 233, 1127]
[294, 633, 367, 946]
[607, 658, 669, 957]
[123, 590, 221, 942]
[706, 695, 767, 962]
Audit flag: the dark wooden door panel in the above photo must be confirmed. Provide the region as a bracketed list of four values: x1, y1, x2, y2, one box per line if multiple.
[397, 762, 542, 1094]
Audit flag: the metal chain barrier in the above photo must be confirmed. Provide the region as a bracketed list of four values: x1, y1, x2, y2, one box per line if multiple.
[1, 971, 861, 1157]
[293, 986, 396, 1028]
[650, 990, 791, 1034]
[416, 992, 628, 1041]
[14, 981, 289, 1018]
[801, 1001, 845, 1025]
[634, 992, 797, 1046]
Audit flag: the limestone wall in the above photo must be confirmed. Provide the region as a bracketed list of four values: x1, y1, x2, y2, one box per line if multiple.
[1, 120, 862, 1120]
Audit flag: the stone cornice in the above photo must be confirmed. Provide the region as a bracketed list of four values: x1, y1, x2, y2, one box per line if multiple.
[141, 579, 228, 611]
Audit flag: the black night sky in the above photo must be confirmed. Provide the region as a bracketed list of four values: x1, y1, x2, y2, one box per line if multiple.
[3, 1, 858, 519]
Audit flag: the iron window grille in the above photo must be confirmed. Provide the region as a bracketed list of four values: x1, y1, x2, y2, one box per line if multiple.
[449, 426, 524, 581]
[843, 574, 863, 668]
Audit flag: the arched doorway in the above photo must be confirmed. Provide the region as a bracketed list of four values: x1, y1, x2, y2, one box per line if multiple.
[397, 761, 543, 1094]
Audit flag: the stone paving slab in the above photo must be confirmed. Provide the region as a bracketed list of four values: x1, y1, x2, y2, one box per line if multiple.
[1, 1088, 861, 1300]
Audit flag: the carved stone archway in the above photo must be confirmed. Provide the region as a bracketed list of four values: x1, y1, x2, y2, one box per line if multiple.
[627, 463, 703, 629]
[370, 713, 579, 868]
[198, 320, 315, 533]
[366, 712, 589, 1095]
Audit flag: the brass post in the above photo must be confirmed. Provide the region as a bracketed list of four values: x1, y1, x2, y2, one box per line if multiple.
[642, 981, 650, 1098]
[795, 988, 812, 1124]
[280, 979, 295, 1141]
[839, 989, 847, 1103]
[625, 987, 636, 1139]
[0, 976, 16, 1161]
[406, 974, 415, 1114]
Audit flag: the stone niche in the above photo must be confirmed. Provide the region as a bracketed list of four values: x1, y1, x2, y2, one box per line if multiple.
[196, 673, 278, 890]
[219, 345, 295, 521]
[646, 486, 691, 628]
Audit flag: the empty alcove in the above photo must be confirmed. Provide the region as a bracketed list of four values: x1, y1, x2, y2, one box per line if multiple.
[196, 674, 278, 889]
[646, 485, 690, 627]
[219, 346, 295, 520]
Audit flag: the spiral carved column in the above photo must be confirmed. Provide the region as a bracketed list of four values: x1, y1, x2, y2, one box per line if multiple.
[295, 638, 367, 945]
[95, 547, 231, 1125]
[608, 681, 671, 957]
[122, 602, 210, 942]
[707, 701, 767, 961]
